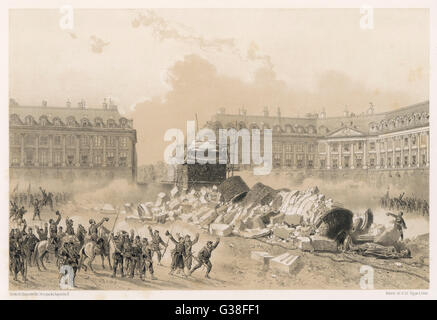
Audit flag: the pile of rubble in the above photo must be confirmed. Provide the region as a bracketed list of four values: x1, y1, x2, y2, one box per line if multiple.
[124, 176, 357, 252]
[121, 175, 409, 267]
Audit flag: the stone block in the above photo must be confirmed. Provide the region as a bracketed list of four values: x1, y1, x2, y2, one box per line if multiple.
[223, 209, 238, 224]
[210, 223, 233, 237]
[284, 214, 303, 227]
[199, 209, 218, 226]
[251, 251, 274, 265]
[270, 213, 285, 225]
[155, 213, 167, 224]
[168, 199, 181, 210]
[273, 226, 293, 240]
[310, 235, 338, 252]
[179, 213, 192, 223]
[296, 236, 313, 251]
[213, 214, 224, 224]
[270, 253, 300, 274]
[245, 216, 265, 229]
[170, 186, 179, 198]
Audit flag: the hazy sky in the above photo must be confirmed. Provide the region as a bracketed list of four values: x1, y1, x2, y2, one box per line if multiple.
[9, 9, 429, 164]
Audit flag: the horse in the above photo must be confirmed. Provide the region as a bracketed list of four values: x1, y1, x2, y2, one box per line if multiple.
[32, 239, 56, 271]
[78, 238, 106, 273]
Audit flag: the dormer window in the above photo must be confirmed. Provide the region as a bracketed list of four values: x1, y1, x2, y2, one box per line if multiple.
[81, 118, 91, 127]
[107, 119, 116, 128]
[24, 116, 34, 125]
[67, 117, 77, 127]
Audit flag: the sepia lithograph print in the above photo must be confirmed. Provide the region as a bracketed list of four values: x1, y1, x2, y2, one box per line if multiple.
[4, 4, 432, 295]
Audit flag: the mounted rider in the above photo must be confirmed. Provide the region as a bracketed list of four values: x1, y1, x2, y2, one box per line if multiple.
[48, 211, 62, 246]
[36, 223, 48, 241]
[87, 217, 109, 243]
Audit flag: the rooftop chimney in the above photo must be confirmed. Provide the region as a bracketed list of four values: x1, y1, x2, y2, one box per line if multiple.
[42, 100, 47, 107]
[343, 106, 349, 117]
[277, 107, 281, 118]
[108, 98, 117, 110]
[66, 99, 71, 108]
[367, 102, 375, 115]
[263, 106, 269, 117]
[319, 108, 326, 119]
[78, 99, 86, 109]
[102, 98, 108, 110]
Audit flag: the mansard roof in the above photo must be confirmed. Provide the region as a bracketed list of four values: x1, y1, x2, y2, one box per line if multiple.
[210, 101, 429, 136]
[9, 99, 134, 129]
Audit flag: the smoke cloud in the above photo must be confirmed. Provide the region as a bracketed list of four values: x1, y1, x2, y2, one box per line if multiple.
[128, 54, 411, 165]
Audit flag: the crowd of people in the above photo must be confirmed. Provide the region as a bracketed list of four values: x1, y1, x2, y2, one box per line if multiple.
[10, 187, 71, 216]
[380, 191, 429, 216]
[9, 204, 221, 286]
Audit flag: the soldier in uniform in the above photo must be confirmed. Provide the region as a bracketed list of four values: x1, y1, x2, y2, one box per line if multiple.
[22, 227, 39, 266]
[9, 229, 16, 242]
[59, 241, 80, 286]
[184, 233, 199, 271]
[49, 211, 62, 241]
[386, 211, 408, 240]
[165, 231, 186, 276]
[58, 226, 66, 239]
[189, 237, 220, 278]
[111, 232, 125, 278]
[148, 226, 167, 265]
[123, 232, 134, 275]
[129, 236, 142, 278]
[65, 217, 75, 236]
[10, 234, 26, 281]
[32, 199, 41, 221]
[140, 238, 157, 280]
[48, 211, 62, 260]
[47, 192, 54, 211]
[88, 217, 109, 242]
[37, 223, 48, 241]
[16, 206, 27, 223]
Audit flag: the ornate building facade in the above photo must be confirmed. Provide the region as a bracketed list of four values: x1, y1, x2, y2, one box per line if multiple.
[9, 99, 137, 182]
[207, 101, 429, 173]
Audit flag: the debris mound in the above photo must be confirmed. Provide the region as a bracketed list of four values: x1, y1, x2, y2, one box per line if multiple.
[218, 176, 249, 203]
[121, 175, 410, 260]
